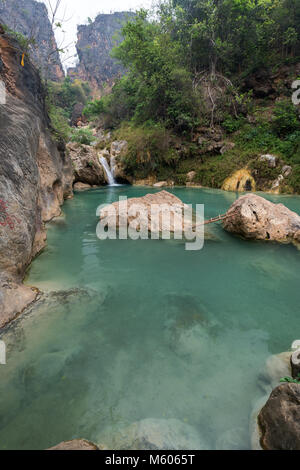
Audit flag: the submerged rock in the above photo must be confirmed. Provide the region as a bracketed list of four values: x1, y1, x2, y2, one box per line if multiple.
[48, 439, 99, 450]
[0, 283, 38, 328]
[258, 383, 300, 450]
[223, 193, 300, 243]
[105, 418, 208, 450]
[73, 182, 92, 191]
[222, 169, 256, 192]
[258, 351, 292, 394]
[216, 427, 249, 450]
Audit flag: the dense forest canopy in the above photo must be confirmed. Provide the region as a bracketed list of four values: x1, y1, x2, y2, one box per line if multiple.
[82, 0, 300, 133]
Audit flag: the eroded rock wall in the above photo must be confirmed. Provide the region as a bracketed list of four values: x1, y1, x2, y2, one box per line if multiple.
[0, 0, 64, 82]
[0, 26, 73, 327]
[68, 12, 134, 93]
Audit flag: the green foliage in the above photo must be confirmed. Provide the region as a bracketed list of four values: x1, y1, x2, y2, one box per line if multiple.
[70, 128, 95, 145]
[280, 374, 300, 384]
[285, 164, 300, 192]
[223, 115, 245, 133]
[194, 153, 242, 188]
[271, 100, 299, 137]
[48, 77, 92, 119]
[113, 122, 178, 177]
[235, 113, 300, 164]
[83, 99, 105, 120]
[47, 102, 71, 142]
[2, 24, 35, 51]
[106, 10, 200, 133]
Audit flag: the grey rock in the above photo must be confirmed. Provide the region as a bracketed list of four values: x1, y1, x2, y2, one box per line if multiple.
[0, 27, 73, 327]
[0, 0, 64, 82]
[260, 154, 277, 168]
[282, 165, 292, 177]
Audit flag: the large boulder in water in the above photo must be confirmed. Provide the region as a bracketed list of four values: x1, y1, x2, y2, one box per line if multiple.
[223, 193, 300, 243]
[258, 383, 300, 450]
[99, 190, 195, 234]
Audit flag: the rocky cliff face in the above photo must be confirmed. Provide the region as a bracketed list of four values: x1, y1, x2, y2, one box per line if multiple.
[68, 12, 134, 93]
[0, 0, 64, 82]
[0, 25, 73, 327]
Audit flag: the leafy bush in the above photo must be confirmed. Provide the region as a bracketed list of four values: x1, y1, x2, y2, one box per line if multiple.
[70, 128, 95, 145]
[48, 77, 91, 119]
[47, 103, 71, 142]
[83, 99, 105, 120]
[2, 24, 35, 52]
[271, 100, 299, 137]
[114, 122, 176, 177]
[222, 115, 244, 134]
[280, 374, 300, 384]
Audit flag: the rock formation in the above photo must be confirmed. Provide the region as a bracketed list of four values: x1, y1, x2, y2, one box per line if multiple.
[48, 439, 99, 450]
[99, 190, 194, 234]
[250, 351, 293, 450]
[0, 0, 64, 82]
[223, 193, 300, 243]
[67, 142, 106, 186]
[0, 25, 73, 327]
[222, 169, 256, 192]
[68, 12, 135, 92]
[258, 383, 300, 450]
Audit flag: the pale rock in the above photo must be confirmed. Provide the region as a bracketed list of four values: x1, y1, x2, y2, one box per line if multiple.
[223, 193, 300, 243]
[260, 154, 277, 168]
[271, 174, 284, 192]
[186, 171, 196, 182]
[110, 140, 128, 158]
[48, 439, 99, 450]
[153, 181, 169, 188]
[99, 190, 194, 234]
[282, 165, 292, 177]
[220, 142, 235, 154]
[73, 182, 92, 191]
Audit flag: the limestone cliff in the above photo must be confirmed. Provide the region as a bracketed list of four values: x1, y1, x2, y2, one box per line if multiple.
[68, 12, 134, 93]
[0, 25, 73, 327]
[0, 0, 64, 82]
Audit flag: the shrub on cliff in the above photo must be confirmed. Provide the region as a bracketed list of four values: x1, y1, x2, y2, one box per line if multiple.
[271, 100, 299, 137]
[114, 123, 179, 178]
[70, 128, 95, 146]
[47, 103, 71, 142]
[48, 77, 91, 119]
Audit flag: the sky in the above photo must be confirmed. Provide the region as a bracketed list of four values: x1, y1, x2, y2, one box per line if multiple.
[38, 0, 153, 69]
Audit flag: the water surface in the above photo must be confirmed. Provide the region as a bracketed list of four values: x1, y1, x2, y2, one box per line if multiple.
[0, 187, 299, 449]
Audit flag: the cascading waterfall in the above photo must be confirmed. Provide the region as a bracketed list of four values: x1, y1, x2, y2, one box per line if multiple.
[110, 155, 117, 179]
[99, 156, 117, 186]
